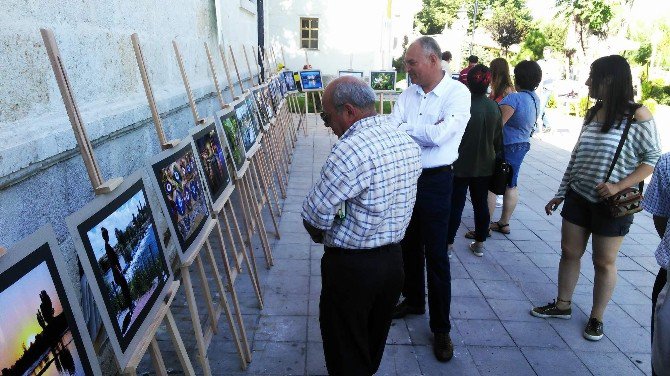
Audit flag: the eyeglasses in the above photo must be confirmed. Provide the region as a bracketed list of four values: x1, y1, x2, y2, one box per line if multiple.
[320, 112, 331, 126]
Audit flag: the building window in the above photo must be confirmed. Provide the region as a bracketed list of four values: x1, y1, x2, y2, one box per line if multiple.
[300, 18, 319, 50]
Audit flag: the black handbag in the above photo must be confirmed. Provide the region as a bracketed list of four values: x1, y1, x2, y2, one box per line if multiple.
[489, 152, 512, 195]
[604, 104, 644, 218]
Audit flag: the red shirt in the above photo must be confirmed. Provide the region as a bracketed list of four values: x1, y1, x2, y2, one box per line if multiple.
[459, 65, 475, 85]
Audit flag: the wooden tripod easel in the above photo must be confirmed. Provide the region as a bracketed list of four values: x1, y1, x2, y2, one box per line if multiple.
[41, 28, 195, 376]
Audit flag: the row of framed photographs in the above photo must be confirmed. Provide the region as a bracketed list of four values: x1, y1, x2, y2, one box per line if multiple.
[0, 79, 291, 373]
[280, 69, 398, 93]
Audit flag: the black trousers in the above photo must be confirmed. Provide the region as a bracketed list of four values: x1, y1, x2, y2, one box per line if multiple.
[401, 169, 453, 333]
[320, 244, 403, 376]
[446, 176, 491, 244]
[651, 267, 667, 376]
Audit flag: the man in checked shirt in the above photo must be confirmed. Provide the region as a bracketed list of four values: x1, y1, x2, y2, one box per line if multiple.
[302, 76, 421, 376]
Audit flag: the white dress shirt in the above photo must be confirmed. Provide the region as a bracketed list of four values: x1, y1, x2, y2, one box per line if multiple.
[388, 72, 471, 168]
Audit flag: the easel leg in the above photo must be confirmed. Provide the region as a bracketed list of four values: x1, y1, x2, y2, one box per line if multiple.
[251, 157, 281, 239]
[149, 338, 168, 376]
[242, 173, 274, 268]
[259, 143, 282, 216]
[196, 246, 219, 336]
[181, 263, 213, 376]
[268, 126, 288, 198]
[165, 310, 197, 376]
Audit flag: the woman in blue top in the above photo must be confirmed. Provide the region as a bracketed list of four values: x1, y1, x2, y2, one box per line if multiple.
[487, 60, 542, 235]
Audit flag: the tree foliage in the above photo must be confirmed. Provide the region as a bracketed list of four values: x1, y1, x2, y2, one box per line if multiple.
[519, 21, 568, 60]
[484, 2, 532, 56]
[556, 0, 617, 54]
[414, 0, 529, 35]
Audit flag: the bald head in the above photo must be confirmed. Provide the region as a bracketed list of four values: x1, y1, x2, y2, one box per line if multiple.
[322, 76, 377, 137]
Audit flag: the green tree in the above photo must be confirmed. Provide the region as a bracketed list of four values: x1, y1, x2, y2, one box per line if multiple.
[414, 0, 463, 35]
[518, 21, 567, 60]
[484, 2, 532, 57]
[556, 0, 620, 55]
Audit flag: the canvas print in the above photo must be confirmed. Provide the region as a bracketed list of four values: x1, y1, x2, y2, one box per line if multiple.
[193, 123, 231, 205]
[370, 71, 397, 92]
[236, 98, 260, 152]
[282, 70, 297, 92]
[269, 79, 282, 112]
[277, 75, 288, 97]
[0, 245, 95, 376]
[219, 110, 246, 172]
[77, 180, 170, 351]
[152, 145, 210, 254]
[299, 70, 323, 91]
[339, 70, 364, 78]
[252, 86, 270, 126]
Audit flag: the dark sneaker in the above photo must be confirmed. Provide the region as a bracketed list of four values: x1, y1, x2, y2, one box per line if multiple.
[392, 299, 425, 319]
[433, 333, 454, 362]
[583, 317, 604, 341]
[530, 300, 572, 319]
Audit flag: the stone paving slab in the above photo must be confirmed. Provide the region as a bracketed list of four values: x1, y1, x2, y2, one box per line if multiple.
[137, 113, 659, 375]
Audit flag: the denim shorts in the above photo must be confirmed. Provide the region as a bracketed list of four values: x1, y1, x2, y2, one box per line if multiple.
[560, 189, 634, 237]
[504, 142, 530, 188]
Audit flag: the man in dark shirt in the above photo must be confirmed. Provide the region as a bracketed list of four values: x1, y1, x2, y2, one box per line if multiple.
[459, 55, 479, 85]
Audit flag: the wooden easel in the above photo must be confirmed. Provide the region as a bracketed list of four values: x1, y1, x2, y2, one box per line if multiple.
[41, 28, 195, 376]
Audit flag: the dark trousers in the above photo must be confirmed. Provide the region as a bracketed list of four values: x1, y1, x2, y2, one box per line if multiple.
[446, 176, 491, 244]
[651, 267, 667, 376]
[401, 169, 453, 333]
[320, 244, 403, 376]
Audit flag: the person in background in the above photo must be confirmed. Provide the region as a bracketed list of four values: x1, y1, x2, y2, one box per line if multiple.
[447, 64, 502, 258]
[441, 50, 452, 75]
[302, 76, 422, 375]
[459, 55, 479, 85]
[389, 36, 471, 362]
[642, 152, 670, 375]
[489, 57, 515, 103]
[532, 55, 660, 342]
[487, 60, 542, 235]
[536, 47, 558, 133]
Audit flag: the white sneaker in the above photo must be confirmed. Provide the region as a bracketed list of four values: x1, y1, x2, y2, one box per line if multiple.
[469, 242, 484, 257]
[495, 195, 503, 208]
[448, 244, 453, 259]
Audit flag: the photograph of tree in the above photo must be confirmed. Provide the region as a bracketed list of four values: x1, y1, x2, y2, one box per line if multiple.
[1, 255, 88, 376]
[80, 183, 169, 350]
[220, 111, 246, 172]
[370, 71, 396, 92]
[299, 70, 323, 91]
[282, 71, 297, 92]
[193, 124, 231, 204]
[153, 147, 210, 253]
[235, 99, 259, 152]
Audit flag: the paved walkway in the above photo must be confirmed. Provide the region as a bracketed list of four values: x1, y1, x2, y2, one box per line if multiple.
[150, 113, 658, 375]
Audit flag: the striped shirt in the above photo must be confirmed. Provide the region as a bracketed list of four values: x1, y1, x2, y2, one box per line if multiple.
[302, 115, 422, 249]
[642, 153, 670, 269]
[556, 119, 661, 203]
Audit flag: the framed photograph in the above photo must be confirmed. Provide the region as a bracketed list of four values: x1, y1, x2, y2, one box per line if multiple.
[370, 70, 397, 93]
[190, 120, 233, 211]
[277, 74, 288, 97]
[299, 70, 323, 91]
[1, 225, 102, 376]
[339, 70, 364, 78]
[66, 172, 172, 368]
[282, 70, 297, 92]
[235, 93, 261, 153]
[216, 104, 247, 176]
[148, 140, 212, 264]
[252, 84, 272, 128]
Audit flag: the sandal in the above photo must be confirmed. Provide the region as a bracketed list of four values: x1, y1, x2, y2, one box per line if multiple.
[489, 221, 510, 234]
[464, 230, 491, 239]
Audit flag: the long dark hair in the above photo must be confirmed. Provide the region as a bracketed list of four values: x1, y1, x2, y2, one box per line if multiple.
[583, 55, 636, 132]
[490, 58, 513, 99]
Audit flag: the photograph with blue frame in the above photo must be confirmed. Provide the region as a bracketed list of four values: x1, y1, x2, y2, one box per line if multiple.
[193, 123, 231, 204]
[0, 243, 97, 376]
[77, 180, 169, 352]
[338, 70, 364, 78]
[235, 98, 259, 152]
[299, 70, 323, 91]
[152, 145, 210, 253]
[282, 70, 297, 92]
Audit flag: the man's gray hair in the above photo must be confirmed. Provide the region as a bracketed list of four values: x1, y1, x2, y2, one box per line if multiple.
[415, 36, 441, 59]
[331, 79, 377, 111]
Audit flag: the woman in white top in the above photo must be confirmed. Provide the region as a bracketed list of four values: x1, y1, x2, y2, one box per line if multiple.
[531, 55, 661, 341]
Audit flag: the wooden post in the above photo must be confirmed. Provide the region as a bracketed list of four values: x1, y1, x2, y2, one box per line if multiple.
[172, 41, 204, 125]
[149, 339, 168, 376]
[229, 45, 246, 94]
[40, 28, 122, 194]
[180, 261, 213, 376]
[204, 42, 228, 109]
[242, 45, 255, 89]
[218, 45, 238, 98]
[281, 46, 287, 66]
[164, 310, 197, 376]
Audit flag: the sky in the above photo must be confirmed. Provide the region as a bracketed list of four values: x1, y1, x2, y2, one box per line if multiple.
[86, 190, 146, 260]
[0, 261, 63, 369]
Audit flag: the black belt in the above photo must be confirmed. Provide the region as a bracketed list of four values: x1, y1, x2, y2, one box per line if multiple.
[421, 165, 452, 175]
[324, 243, 400, 255]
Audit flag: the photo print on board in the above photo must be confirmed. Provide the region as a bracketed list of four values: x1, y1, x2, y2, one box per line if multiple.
[370, 71, 397, 92]
[299, 70, 323, 91]
[235, 97, 260, 152]
[151, 144, 210, 254]
[192, 122, 232, 206]
[0, 234, 100, 376]
[282, 71, 297, 92]
[77, 179, 170, 352]
[219, 108, 247, 174]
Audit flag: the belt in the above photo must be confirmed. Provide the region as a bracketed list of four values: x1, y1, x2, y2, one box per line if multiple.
[421, 165, 452, 175]
[324, 243, 400, 255]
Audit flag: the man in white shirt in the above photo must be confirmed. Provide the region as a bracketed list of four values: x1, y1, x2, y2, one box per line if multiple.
[388, 36, 471, 362]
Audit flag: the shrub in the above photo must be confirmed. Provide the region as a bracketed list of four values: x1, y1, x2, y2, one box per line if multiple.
[641, 78, 670, 106]
[569, 96, 590, 118]
[547, 94, 557, 108]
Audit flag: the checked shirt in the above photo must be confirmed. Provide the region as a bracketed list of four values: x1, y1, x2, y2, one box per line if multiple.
[643, 152, 670, 269]
[302, 115, 422, 249]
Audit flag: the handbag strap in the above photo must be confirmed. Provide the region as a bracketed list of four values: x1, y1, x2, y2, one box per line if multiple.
[520, 91, 539, 128]
[604, 103, 644, 192]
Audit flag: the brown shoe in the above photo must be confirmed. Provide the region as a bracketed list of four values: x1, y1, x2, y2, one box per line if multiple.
[433, 333, 453, 362]
[392, 299, 425, 319]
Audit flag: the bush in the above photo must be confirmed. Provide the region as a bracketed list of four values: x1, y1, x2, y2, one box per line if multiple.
[569, 96, 590, 117]
[547, 94, 557, 109]
[641, 78, 670, 106]
[642, 98, 658, 114]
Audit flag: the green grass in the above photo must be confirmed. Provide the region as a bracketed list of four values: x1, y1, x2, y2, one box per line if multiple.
[288, 94, 393, 114]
